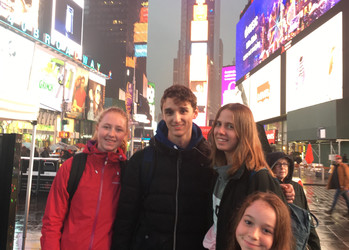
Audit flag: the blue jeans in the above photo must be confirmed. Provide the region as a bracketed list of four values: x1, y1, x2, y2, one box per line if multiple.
[330, 189, 349, 211]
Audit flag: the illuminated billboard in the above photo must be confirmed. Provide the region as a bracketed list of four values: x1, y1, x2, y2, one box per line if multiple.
[139, 7, 148, 23]
[0, 0, 40, 30]
[51, 0, 84, 57]
[286, 12, 343, 112]
[221, 66, 236, 105]
[147, 82, 155, 121]
[134, 23, 148, 43]
[248, 56, 281, 122]
[193, 4, 207, 21]
[190, 55, 207, 81]
[86, 79, 105, 121]
[29, 47, 76, 112]
[0, 25, 39, 121]
[191, 81, 208, 126]
[191, 20, 208, 41]
[135, 44, 147, 57]
[68, 68, 89, 119]
[236, 0, 342, 81]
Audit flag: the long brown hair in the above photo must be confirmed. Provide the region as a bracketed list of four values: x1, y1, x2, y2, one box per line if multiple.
[209, 103, 272, 175]
[230, 192, 293, 250]
[92, 106, 129, 153]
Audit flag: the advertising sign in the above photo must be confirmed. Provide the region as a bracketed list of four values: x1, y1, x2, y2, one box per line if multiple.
[0, 0, 40, 30]
[135, 44, 147, 57]
[51, 0, 84, 58]
[0, 25, 39, 121]
[286, 12, 342, 112]
[236, 0, 342, 81]
[29, 47, 76, 112]
[147, 82, 155, 122]
[134, 23, 148, 43]
[248, 55, 281, 122]
[86, 79, 105, 121]
[266, 129, 278, 144]
[68, 67, 89, 119]
[125, 82, 133, 118]
[221, 65, 236, 105]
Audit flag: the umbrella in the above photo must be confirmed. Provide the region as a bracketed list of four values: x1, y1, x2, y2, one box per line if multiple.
[305, 143, 314, 164]
[49, 142, 69, 151]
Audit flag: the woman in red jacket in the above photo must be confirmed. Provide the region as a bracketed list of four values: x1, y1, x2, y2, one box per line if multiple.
[41, 107, 128, 250]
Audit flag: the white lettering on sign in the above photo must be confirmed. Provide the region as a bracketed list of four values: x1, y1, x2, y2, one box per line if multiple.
[244, 16, 258, 39]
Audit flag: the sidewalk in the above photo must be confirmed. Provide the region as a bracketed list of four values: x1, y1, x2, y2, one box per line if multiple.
[11, 167, 349, 249]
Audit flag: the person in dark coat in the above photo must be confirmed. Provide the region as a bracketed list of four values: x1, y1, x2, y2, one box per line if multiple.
[266, 151, 321, 250]
[112, 85, 215, 250]
[326, 154, 349, 216]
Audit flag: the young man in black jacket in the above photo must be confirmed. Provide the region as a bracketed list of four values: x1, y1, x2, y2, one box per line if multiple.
[112, 85, 215, 250]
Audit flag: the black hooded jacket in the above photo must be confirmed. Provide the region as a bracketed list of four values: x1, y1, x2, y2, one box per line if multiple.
[112, 120, 215, 250]
[266, 152, 321, 250]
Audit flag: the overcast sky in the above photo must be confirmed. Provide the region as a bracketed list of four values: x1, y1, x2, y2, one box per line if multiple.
[147, 0, 248, 116]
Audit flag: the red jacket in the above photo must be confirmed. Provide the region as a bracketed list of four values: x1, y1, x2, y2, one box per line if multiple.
[41, 141, 126, 250]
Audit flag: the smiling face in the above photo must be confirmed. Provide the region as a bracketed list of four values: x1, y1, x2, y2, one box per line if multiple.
[236, 200, 276, 250]
[213, 109, 238, 162]
[96, 111, 127, 152]
[161, 97, 198, 148]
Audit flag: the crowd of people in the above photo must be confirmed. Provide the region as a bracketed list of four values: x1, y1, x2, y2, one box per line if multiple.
[38, 84, 349, 250]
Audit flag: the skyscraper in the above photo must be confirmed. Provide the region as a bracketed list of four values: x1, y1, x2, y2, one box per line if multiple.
[174, 0, 222, 125]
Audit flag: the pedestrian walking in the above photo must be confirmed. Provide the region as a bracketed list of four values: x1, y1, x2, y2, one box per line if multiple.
[112, 85, 215, 250]
[267, 151, 321, 249]
[326, 154, 349, 216]
[40, 107, 128, 250]
[202, 103, 292, 250]
[229, 192, 293, 250]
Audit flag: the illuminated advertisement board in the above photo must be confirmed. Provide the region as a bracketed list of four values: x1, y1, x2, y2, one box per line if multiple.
[286, 12, 343, 112]
[135, 44, 147, 57]
[147, 82, 155, 121]
[0, 0, 40, 30]
[221, 65, 236, 105]
[236, 0, 342, 81]
[191, 81, 208, 126]
[51, 0, 84, 57]
[248, 56, 281, 122]
[0, 25, 39, 121]
[86, 79, 105, 121]
[139, 7, 148, 23]
[29, 47, 76, 112]
[68, 67, 89, 119]
[191, 20, 208, 41]
[134, 23, 148, 43]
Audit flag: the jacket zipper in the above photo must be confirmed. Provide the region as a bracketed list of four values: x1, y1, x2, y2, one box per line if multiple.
[88, 157, 107, 250]
[173, 153, 181, 250]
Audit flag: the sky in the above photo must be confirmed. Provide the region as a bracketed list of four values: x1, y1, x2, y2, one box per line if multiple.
[147, 0, 248, 117]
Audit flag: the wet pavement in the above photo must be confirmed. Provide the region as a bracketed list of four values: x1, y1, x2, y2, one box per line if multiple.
[10, 167, 349, 249]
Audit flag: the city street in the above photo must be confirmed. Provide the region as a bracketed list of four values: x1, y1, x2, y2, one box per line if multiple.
[12, 168, 349, 249]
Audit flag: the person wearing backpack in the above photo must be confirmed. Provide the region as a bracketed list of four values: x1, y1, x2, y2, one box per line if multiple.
[202, 103, 291, 250]
[112, 85, 215, 250]
[266, 151, 321, 250]
[40, 107, 128, 250]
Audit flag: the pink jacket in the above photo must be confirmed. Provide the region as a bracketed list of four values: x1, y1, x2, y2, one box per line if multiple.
[41, 141, 126, 250]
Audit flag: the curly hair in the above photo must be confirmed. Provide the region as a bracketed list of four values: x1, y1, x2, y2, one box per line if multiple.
[160, 85, 197, 112]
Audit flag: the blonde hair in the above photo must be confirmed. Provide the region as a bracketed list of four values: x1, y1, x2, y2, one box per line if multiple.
[209, 103, 273, 176]
[92, 107, 128, 153]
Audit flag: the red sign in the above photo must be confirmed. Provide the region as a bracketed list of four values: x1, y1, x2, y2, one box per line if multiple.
[59, 131, 70, 139]
[265, 129, 277, 144]
[200, 126, 212, 140]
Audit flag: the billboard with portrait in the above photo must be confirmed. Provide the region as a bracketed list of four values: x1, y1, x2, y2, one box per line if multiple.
[286, 12, 343, 112]
[68, 67, 89, 119]
[236, 0, 342, 81]
[86, 79, 105, 121]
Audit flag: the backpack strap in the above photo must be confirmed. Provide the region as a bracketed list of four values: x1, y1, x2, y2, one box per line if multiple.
[67, 153, 88, 204]
[140, 146, 156, 199]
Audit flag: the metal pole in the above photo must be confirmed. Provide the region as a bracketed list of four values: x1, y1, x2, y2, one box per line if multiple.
[22, 121, 37, 250]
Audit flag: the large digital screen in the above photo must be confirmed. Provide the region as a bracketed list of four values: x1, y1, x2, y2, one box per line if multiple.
[286, 12, 343, 112]
[0, 0, 40, 30]
[248, 56, 281, 122]
[68, 67, 89, 119]
[29, 47, 76, 112]
[134, 23, 148, 43]
[0, 25, 39, 121]
[236, 0, 342, 81]
[221, 65, 236, 105]
[51, 0, 84, 57]
[135, 44, 147, 57]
